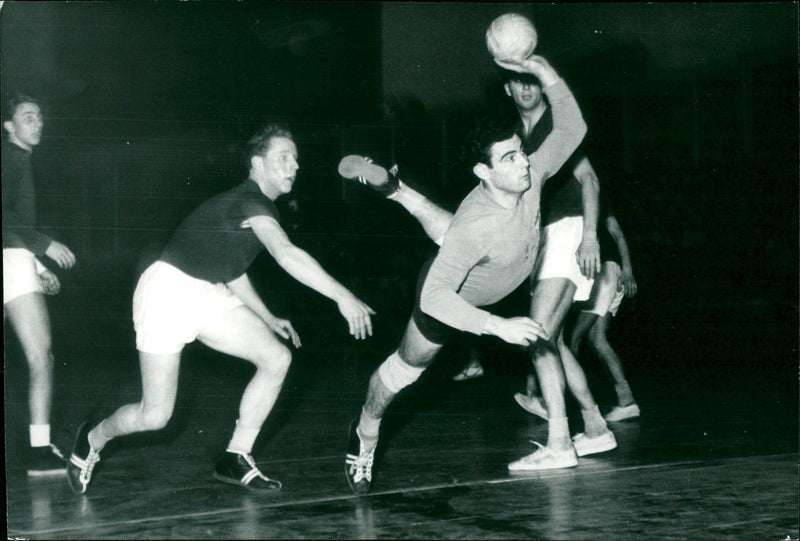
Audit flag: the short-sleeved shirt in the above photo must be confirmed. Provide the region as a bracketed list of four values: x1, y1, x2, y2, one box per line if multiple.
[2, 141, 53, 254]
[518, 108, 586, 226]
[159, 179, 280, 283]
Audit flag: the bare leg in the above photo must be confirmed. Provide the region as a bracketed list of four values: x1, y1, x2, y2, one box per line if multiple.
[588, 316, 635, 407]
[362, 317, 441, 419]
[530, 278, 576, 451]
[568, 311, 599, 357]
[558, 330, 608, 437]
[5, 292, 55, 429]
[197, 305, 291, 431]
[88, 351, 181, 450]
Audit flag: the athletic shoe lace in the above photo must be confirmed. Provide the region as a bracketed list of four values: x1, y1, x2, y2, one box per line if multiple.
[49, 443, 66, 460]
[522, 441, 552, 462]
[80, 450, 101, 483]
[241, 453, 271, 482]
[346, 447, 374, 482]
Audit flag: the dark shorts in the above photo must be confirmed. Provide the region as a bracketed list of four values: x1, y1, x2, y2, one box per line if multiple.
[411, 256, 463, 345]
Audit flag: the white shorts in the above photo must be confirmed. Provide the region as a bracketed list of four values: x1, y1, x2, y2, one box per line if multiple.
[582, 261, 625, 316]
[3, 248, 47, 304]
[534, 216, 594, 302]
[133, 261, 243, 355]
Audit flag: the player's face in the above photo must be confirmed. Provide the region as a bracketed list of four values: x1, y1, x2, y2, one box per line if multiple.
[487, 134, 530, 194]
[4, 102, 43, 151]
[505, 77, 543, 111]
[261, 136, 299, 195]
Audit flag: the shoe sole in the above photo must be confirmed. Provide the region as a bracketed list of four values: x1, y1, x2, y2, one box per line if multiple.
[508, 458, 578, 472]
[28, 469, 67, 477]
[605, 408, 640, 422]
[338, 156, 389, 187]
[212, 472, 281, 493]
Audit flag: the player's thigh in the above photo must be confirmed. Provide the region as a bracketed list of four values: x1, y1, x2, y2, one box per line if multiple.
[4, 292, 52, 356]
[530, 277, 576, 336]
[398, 317, 443, 368]
[197, 305, 286, 364]
[138, 351, 182, 413]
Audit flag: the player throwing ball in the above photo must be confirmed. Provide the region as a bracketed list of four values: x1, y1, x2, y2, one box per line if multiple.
[67, 125, 375, 494]
[342, 55, 587, 494]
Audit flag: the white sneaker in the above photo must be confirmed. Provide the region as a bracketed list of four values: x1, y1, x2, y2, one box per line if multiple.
[513, 393, 548, 420]
[604, 403, 640, 422]
[572, 431, 618, 457]
[508, 442, 578, 471]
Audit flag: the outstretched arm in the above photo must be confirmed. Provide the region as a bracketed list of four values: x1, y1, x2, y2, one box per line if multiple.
[606, 215, 638, 297]
[225, 272, 301, 347]
[573, 157, 601, 280]
[247, 215, 375, 340]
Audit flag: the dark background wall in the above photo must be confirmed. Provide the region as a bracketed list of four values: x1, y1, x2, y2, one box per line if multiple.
[1, 2, 797, 371]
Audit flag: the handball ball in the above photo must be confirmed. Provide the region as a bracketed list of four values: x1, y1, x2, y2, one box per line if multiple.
[486, 13, 538, 62]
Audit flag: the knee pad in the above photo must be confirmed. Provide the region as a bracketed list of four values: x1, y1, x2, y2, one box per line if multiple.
[378, 352, 425, 394]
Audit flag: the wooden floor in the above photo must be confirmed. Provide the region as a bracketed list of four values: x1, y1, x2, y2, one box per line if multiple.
[4, 300, 798, 539]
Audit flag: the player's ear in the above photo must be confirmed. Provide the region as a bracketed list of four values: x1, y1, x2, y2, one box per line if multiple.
[3, 120, 15, 134]
[250, 154, 263, 174]
[473, 162, 490, 181]
[504, 83, 512, 97]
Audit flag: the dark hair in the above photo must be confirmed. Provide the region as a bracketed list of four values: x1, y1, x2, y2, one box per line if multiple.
[3, 93, 40, 122]
[245, 124, 293, 165]
[498, 67, 541, 87]
[463, 116, 518, 168]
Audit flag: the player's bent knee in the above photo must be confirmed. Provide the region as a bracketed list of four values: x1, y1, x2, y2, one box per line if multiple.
[257, 344, 292, 376]
[378, 352, 425, 394]
[140, 407, 172, 431]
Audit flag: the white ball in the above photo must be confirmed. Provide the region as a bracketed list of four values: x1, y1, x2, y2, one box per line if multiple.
[486, 13, 538, 62]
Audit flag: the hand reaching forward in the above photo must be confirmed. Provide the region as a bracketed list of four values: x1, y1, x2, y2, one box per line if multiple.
[267, 317, 302, 348]
[337, 293, 376, 340]
[484, 315, 550, 347]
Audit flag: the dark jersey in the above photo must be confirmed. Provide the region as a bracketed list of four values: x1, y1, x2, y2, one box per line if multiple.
[2, 141, 52, 253]
[518, 108, 585, 226]
[159, 179, 280, 283]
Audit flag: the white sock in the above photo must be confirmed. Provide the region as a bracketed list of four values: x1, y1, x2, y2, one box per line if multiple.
[357, 408, 381, 452]
[388, 181, 424, 214]
[226, 420, 261, 455]
[30, 424, 50, 448]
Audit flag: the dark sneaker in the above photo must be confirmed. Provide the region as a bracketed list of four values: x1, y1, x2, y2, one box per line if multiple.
[67, 422, 101, 494]
[213, 451, 281, 492]
[27, 444, 67, 477]
[337, 155, 400, 196]
[345, 419, 375, 495]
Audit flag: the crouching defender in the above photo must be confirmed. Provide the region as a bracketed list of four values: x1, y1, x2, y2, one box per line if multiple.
[67, 125, 375, 494]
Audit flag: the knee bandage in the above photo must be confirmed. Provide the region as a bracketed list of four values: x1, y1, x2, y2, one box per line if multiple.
[378, 352, 425, 394]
